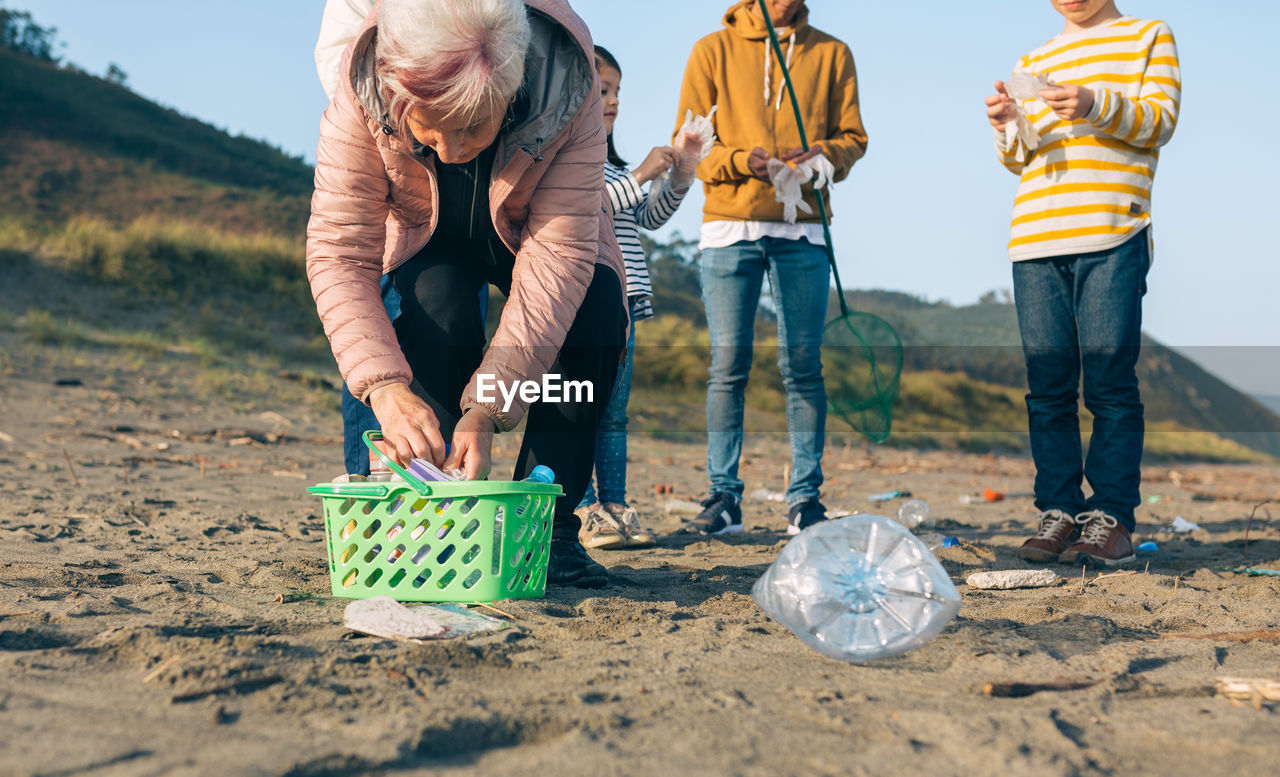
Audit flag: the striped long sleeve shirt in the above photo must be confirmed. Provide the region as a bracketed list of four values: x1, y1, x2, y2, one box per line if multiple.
[603, 162, 690, 320]
[995, 16, 1181, 261]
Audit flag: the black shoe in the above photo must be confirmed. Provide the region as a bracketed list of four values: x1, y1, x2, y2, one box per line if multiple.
[546, 539, 608, 588]
[673, 492, 743, 535]
[787, 498, 828, 536]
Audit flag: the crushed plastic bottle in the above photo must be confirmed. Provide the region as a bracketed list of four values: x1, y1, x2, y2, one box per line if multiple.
[896, 499, 931, 530]
[752, 514, 962, 663]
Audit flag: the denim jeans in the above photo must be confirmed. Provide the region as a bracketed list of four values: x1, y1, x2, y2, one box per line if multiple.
[580, 319, 636, 508]
[1012, 228, 1149, 531]
[701, 237, 829, 506]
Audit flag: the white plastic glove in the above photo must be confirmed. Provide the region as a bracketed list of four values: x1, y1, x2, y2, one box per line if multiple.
[767, 153, 835, 224]
[1002, 71, 1050, 158]
[653, 107, 718, 197]
[766, 158, 812, 224]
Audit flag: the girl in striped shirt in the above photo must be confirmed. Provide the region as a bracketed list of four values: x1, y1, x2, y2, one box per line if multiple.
[984, 0, 1180, 569]
[577, 46, 701, 551]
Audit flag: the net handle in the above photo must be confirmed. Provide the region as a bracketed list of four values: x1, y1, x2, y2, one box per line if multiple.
[364, 430, 433, 496]
[756, 0, 850, 319]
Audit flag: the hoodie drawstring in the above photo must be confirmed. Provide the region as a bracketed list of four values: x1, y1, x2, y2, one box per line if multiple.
[762, 29, 796, 110]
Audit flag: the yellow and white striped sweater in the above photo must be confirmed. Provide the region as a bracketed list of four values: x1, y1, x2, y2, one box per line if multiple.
[995, 16, 1181, 261]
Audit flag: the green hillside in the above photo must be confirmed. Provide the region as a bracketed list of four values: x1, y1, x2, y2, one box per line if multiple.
[0, 46, 311, 235]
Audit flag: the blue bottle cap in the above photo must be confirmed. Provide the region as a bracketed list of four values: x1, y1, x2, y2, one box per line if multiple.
[527, 465, 555, 484]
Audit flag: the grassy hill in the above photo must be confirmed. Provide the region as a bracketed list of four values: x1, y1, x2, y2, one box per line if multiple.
[0, 47, 311, 235]
[0, 33, 1275, 464]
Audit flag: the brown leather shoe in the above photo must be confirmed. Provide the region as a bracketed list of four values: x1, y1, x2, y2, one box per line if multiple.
[1019, 509, 1079, 562]
[1059, 511, 1135, 568]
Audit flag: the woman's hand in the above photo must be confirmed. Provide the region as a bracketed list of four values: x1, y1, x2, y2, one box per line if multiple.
[986, 80, 1019, 131]
[1038, 84, 1095, 121]
[443, 408, 496, 481]
[632, 145, 679, 184]
[672, 130, 703, 186]
[367, 383, 447, 466]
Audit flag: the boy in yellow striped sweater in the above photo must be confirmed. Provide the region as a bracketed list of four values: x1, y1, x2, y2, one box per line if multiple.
[984, 0, 1180, 568]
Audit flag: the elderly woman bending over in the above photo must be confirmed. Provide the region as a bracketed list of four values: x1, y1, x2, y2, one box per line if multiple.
[307, 0, 628, 588]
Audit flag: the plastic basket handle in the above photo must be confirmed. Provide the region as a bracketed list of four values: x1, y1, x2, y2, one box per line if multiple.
[363, 430, 433, 496]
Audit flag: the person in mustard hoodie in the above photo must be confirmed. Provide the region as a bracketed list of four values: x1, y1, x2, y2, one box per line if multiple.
[672, 0, 867, 537]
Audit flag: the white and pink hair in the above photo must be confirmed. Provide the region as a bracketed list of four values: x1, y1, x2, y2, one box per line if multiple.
[376, 0, 531, 136]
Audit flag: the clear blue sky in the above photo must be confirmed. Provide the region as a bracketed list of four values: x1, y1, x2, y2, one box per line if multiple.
[17, 1, 1280, 394]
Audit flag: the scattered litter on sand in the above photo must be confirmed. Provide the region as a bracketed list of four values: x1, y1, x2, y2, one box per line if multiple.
[1169, 516, 1201, 533]
[749, 488, 786, 502]
[965, 569, 1061, 589]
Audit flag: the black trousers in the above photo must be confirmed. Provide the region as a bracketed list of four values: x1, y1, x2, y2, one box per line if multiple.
[389, 238, 627, 537]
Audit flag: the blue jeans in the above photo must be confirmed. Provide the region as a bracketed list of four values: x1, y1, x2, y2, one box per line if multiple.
[580, 320, 636, 508]
[701, 237, 829, 506]
[341, 279, 486, 475]
[1012, 228, 1149, 531]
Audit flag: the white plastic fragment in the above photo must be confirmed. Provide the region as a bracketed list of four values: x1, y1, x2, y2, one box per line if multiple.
[343, 596, 447, 641]
[965, 569, 1061, 590]
[1170, 516, 1201, 533]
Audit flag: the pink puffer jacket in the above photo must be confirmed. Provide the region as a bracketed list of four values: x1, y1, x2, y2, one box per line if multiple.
[306, 0, 625, 431]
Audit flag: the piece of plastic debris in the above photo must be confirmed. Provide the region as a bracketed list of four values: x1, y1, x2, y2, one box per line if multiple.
[664, 498, 706, 515]
[1136, 541, 1159, 553]
[343, 597, 447, 641]
[1169, 516, 1201, 533]
[896, 499, 931, 530]
[749, 488, 787, 503]
[1223, 567, 1280, 577]
[942, 537, 960, 548]
[965, 569, 1061, 590]
[343, 598, 506, 641]
[1146, 494, 1165, 503]
[867, 490, 911, 503]
[983, 488, 1005, 502]
[751, 514, 962, 663]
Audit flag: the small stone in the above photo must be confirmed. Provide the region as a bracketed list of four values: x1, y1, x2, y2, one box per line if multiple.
[965, 569, 1061, 589]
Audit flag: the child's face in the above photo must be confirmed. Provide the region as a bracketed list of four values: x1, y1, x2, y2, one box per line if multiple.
[598, 63, 620, 135]
[1051, 0, 1117, 27]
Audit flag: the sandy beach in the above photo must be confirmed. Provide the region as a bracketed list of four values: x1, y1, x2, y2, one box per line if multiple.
[2, 356, 1279, 777]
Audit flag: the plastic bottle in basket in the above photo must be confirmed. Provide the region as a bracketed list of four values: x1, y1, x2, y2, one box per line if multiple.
[751, 514, 961, 663]
[525, 465, 555, 484]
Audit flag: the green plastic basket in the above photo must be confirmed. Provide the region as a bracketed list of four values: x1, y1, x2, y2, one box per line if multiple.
[307, 431, 562, 602]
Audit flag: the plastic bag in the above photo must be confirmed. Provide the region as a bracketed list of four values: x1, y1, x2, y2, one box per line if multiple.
[751, 514, 961, 663]
[767, 154, 835, 224]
